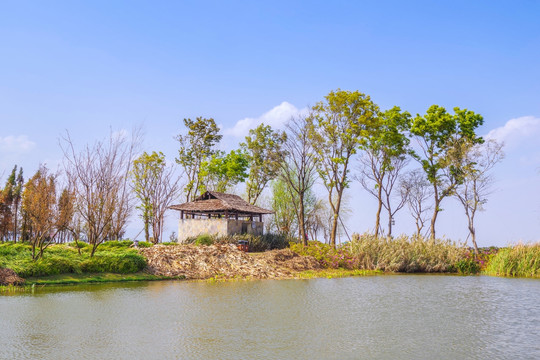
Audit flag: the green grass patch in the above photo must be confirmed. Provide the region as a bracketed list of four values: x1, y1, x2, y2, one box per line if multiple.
[295, 268, 382, 279]
[25, 272, 184, 285]
[0, 241, 147, 280]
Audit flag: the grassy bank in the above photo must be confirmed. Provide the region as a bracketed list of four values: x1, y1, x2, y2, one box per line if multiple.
[484, 243, 540, 278]
[0, 241, 148, 280]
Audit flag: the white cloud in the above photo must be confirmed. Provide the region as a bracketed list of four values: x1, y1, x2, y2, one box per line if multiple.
[0, 135, 36, 153]
[485, 116, 540, 144]
[224, 101, 307, 138]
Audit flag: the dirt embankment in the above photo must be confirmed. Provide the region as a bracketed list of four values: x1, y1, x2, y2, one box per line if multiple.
[0, 268, 25, 286]
[140, 244, 321, 280]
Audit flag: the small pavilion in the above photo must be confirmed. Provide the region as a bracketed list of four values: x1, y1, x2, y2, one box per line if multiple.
[169, 191, 273, 242]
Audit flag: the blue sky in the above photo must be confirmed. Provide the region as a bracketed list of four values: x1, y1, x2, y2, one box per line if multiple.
[1, 1, 539, 246]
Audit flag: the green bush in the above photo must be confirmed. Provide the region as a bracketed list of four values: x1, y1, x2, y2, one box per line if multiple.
[137, 241, 153, 248]
[194, 234, 214, 246]
[80, 252, 146, 273]
[0, 243, 32, 264]
[15, 256, 81, 278]
[68, 241, 89, 249]
[454, 259, 481, 274]
[0, 243, 147, 278]
[99, 240, 134, 249]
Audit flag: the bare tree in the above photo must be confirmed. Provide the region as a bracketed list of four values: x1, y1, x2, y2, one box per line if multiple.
[61, 130, 140, 256]
[401, 169, 434, 237]
[279, 115, 318, 246]
[455, 139, 504, 254]
[357, 153, 410, 237]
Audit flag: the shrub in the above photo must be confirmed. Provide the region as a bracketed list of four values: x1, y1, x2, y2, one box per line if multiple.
[194, 234, 214, 246]
[454, 259, 481, 274]
[80, 252, 146, 273]
[16, 256, 81, 278]
[99, 240, 134, 249]
[68, 241, 89, 249]
[137, 241, 153, 248]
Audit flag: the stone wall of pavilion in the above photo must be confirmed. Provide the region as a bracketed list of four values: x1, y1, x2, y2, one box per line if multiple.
[177, 218, 264, 242]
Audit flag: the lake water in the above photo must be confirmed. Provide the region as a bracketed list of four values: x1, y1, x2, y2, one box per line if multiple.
[1, 275, 539, 359]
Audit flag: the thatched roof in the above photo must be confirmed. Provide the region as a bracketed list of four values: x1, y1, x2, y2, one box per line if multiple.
[169, 191, 273, 215]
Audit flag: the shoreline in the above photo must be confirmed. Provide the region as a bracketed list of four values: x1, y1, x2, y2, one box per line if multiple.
[3, 268, 539, 292]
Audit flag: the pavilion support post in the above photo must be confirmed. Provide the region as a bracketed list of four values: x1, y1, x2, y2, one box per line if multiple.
[181, 211, 184, 220]
[259, 214, 262, 222]
[235, 213, 238, 221]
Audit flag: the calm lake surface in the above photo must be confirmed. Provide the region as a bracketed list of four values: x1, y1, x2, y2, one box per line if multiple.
[1, 275, 539, 360]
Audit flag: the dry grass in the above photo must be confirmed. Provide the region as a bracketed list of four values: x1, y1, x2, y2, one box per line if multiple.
[347, 233, 468, 273]
[140, 244, 321, 280]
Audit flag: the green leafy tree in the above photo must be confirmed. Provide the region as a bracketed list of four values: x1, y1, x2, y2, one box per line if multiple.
[356, 107, 411, 237]
[309, 89, 379, 247]
[175, 117, 222, 201]
[268, 178, 297, 237]
[131, 151, 181, 243]
[198, 149, 249, 193]
[410, 105, 484, 239]
[241, 123, 287, 205]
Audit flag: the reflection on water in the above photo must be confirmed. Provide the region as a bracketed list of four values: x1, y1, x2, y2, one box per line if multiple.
[1, 276, 539, 359]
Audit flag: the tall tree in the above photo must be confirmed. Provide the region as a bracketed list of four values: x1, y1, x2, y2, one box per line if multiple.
[0, 167, 16, 241]
[356, 107, 411, 237]
[61, 130, 140, 256]
[21, 165, 59, 260]
[131, 151, 182, 243]
[454, 139, 504, 254]
[198, 149, 249, 193]
[410, 105, 484, 239]
[175, 117, 222, 201]
[11, 167, 24, 242]
[241, 123, 287, 205]
[279, 115, 318, 246]
[309, 89, 379, 247]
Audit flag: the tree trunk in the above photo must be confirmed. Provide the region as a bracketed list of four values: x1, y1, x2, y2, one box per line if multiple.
[430, 184, 440, 239]
[298, 192, 307, 246]
[387, 209, 393, 238]
[329, 190, 343, 249]
[144, 213, 150, 243]
[13, 202, 19, 242]
[374, 194, 382, 238]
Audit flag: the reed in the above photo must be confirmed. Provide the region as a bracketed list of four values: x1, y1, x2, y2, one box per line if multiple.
[347, 233, 468, 273]
[484, 243, 540, 278]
